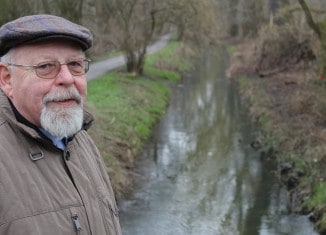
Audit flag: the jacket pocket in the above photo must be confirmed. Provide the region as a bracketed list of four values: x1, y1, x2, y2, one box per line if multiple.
[98, 190, 121, 235]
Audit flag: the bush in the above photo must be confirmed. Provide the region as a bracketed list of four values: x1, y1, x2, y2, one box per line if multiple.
[255, 24, 315, 76]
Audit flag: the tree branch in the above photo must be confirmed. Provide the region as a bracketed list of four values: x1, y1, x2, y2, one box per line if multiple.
[297, 0, 321, 39]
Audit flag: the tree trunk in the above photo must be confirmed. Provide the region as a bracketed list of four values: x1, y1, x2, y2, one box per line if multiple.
[298, 0, 325, 79]
[125, 47, 146, 76]
[125, 50, 136, 74]
[297, 0, 321, 38]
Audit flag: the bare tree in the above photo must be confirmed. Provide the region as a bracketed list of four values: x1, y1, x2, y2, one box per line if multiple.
[298, 0, 326, 79]
[51, 0, 85, 23]
[164, 0, 197, 41]
[96, 0, 168, 75]
[164, 0, 219, 45]
[0, 0, 36, 25]
[92, 0, 221, 75]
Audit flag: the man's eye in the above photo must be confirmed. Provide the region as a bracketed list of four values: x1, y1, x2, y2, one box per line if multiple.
[68, 61, 83, 67]
[37, 62, 56, 70]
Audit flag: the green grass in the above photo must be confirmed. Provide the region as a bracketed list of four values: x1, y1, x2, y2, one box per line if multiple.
[303, 182, 326, 231]
[310, 183, 326, 208]
[144, 41, 193, 82]
[85, 41, 193, 197]
[87, 72, 170, 149]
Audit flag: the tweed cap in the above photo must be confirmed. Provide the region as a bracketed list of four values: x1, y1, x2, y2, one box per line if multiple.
[0, 14, 93, 56]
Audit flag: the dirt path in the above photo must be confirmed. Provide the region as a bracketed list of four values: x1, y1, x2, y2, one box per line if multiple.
[86, 34, 172, 81]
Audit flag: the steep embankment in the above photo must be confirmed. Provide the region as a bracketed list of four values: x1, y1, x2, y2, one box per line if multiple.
[227, 40, 326, 234]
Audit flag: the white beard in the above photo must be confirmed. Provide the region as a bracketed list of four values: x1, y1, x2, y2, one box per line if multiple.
[40, 87, 84, 138]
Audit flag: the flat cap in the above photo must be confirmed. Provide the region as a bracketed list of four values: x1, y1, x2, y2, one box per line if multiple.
[0, 14, 93, 56]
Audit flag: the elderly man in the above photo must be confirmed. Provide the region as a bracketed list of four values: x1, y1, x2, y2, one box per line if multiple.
[0, 15, 121, 234]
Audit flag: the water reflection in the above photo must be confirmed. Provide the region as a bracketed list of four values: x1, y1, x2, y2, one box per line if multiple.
[119, 48, 317, 235]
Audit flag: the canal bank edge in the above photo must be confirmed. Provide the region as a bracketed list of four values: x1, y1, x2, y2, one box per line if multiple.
[86, 41, 195, 200]
[226, 40, 326, 234]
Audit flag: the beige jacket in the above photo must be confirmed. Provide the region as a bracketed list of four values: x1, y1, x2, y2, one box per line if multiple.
[0, 91, 122, 235]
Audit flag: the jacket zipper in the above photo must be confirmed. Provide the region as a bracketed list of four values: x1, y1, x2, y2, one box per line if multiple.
[64, 144, 119, 234]
[72, 214, 82, 231]
[70, 208, 82, 233]
[65, 149, 83, 234]
[99, 199, 120, 234]
[109, 203, 119, 234]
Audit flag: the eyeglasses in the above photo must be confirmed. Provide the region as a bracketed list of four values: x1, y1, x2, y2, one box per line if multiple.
[7, 58, 91, 79]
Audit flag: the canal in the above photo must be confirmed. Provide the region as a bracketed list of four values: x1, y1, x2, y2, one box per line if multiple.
[119, 47, 318, 235]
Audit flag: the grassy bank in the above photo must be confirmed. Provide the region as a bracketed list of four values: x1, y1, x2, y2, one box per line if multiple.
[86, 41, 193, 199]
[228, 41, 326, 233]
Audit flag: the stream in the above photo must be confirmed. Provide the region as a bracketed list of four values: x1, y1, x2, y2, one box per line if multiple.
[119, 47, 318, 235]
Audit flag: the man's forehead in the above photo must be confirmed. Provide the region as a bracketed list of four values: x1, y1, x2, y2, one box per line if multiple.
[12, 40, 84, 60]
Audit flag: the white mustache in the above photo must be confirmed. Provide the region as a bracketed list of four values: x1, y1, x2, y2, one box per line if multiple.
[43, 87, 82, 105]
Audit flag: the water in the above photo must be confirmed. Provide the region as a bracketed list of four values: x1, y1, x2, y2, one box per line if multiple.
[119, 48, 318, 235]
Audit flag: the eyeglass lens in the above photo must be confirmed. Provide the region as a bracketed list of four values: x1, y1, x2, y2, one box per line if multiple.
[36, 59, 89, 79]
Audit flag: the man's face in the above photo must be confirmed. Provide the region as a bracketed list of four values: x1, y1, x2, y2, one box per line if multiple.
[0, 41, 87, 137]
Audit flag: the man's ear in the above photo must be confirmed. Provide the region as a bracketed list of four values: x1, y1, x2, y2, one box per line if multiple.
[0, 63, 13, 98]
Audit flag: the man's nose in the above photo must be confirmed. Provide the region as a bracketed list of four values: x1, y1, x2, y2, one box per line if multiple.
[56, 64, 75, 84]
